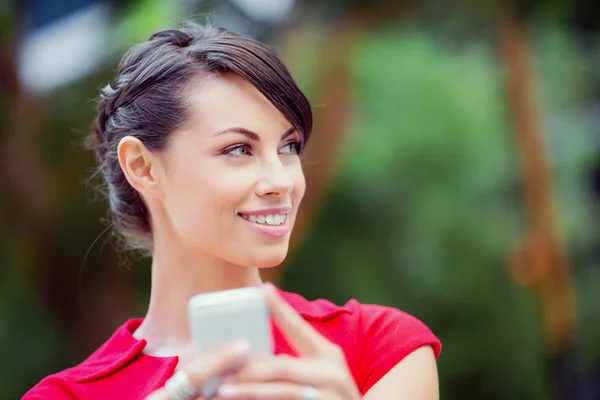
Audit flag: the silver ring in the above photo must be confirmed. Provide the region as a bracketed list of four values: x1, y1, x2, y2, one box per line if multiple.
[165, 370, 197, 400]
[300, 385, 320, 400]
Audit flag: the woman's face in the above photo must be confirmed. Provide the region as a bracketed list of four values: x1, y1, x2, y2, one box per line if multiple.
[154, 74, 306, 268]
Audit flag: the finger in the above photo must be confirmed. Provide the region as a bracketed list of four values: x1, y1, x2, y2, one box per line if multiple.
[144, 389, 169, 400]
[232, 356, 346, 389]
[144, 388, 201, 400]
[263, 284, 332, 357]
[145, 341, 252, 400]
[217, 382, 327, 400]
[178, 339, 252, 389]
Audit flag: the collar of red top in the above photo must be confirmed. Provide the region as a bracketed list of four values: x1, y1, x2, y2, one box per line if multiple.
[59, 289, 351, 383]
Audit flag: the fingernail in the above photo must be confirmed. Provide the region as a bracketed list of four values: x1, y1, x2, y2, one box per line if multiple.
[263, 283, 276, 294]
[218, 384, 237, 398]
[231, 339, 251, 355]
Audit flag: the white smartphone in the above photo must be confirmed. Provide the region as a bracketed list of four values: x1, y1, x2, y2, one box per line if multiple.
[188, 287, 273, 398]
[187, 286, 273, 358]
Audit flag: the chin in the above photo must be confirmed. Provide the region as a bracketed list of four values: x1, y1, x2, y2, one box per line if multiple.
[248, 249, 288, 269]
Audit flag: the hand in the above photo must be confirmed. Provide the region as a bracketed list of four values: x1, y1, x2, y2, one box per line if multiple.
[145, 339, 252, 400]
[215, 283, 362, 400]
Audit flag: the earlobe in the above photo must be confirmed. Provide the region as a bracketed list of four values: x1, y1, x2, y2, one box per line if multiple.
[117, 136, 161, 199]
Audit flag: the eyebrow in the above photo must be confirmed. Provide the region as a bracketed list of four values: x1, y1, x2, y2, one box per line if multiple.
[212, 126, 296, 142]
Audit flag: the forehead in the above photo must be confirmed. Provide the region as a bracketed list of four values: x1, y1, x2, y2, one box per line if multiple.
[181, 74, 292, 135]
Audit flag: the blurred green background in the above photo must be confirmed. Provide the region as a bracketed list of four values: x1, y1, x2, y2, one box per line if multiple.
[3, 0, 600, 399]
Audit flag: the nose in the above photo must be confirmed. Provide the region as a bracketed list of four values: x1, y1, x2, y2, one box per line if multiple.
[255, 159, 294, 198]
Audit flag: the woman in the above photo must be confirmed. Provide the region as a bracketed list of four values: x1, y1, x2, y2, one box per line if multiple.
[24, 23, 441, 400]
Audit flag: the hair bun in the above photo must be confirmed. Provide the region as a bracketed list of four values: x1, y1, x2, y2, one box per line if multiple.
[149, 29, 193, 47]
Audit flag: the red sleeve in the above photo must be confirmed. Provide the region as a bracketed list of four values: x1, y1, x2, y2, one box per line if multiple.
[355, 304, 441, 394]
[22, 377, 78, 400]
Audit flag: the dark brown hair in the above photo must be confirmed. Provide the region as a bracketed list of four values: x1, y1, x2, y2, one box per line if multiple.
[88, 22, 313, 250]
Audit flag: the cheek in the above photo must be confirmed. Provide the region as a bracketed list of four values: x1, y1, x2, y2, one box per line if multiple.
[291, 164, 306, 202]
[165, 165, 237, 233]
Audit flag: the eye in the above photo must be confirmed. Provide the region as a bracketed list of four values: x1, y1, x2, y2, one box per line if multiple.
[223, 142, 254, 157]
[280, 140, 301, 155]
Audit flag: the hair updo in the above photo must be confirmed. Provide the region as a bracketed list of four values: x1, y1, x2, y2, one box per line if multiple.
[88, 22, 313, 250]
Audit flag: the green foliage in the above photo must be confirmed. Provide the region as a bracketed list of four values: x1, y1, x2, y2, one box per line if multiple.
[0, 235, 65, 399]
[115, 0, 186, 46]
[532, 23, 600, 370]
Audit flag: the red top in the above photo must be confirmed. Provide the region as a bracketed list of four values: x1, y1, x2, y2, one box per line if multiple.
[23, 291, 441, 399]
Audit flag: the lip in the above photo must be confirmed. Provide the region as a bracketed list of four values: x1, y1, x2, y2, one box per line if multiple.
[238, 207, 292, 238]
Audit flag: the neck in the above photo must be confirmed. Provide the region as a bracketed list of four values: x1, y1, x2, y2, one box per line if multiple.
[133, 232, 264, 357]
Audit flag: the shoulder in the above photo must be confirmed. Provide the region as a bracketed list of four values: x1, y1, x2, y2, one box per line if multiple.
[280, 291, 441, 394]
[352, 302, 442, 358]
[280, 290, 441, 356]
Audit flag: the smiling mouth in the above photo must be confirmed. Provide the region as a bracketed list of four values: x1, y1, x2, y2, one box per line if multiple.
[238, 213, 287, 226]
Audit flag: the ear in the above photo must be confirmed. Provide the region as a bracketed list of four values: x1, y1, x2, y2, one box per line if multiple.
[117, 136, 163, 200]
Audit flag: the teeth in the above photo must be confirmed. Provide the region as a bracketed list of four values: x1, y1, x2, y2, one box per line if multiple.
[242, 213, 287, 226]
